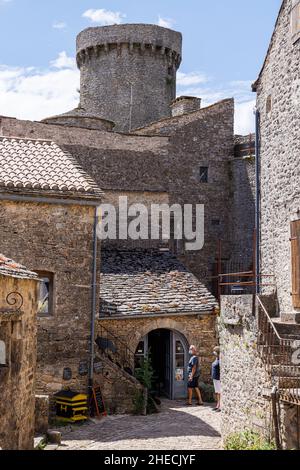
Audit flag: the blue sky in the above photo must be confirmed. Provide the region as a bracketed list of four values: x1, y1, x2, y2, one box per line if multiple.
[0, 0, 282, 133]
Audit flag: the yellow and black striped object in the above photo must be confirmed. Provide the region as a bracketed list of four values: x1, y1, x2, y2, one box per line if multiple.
[54, 390, 88, 423]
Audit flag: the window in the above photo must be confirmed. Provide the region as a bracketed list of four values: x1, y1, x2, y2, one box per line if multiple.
[0, 340, 6, 366]
[291, 1, 300, 37]
[134, 341, 145, 369]
[291, 221, 300, 308]
[199, 166, 208, 183]
[266, 95, 272, 114]
[37, 272, 54, 316]
[212, 219, 221, 227]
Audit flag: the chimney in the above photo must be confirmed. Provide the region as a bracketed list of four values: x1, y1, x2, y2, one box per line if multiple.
[170, 96, 201, 117]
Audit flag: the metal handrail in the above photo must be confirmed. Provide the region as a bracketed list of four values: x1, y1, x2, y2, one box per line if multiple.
[97, 323, 135, 371]
[256, 295, 282, 341]
[256, 295, 300, 406]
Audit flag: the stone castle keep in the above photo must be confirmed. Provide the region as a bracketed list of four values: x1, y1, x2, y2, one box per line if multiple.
[0, 23, 258, 448]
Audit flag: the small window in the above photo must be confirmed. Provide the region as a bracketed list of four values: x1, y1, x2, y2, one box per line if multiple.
[0, 340, 6, 366]
[199, 167, 208, 183]
[134, 341, 145, 369]
[291, 1, 300, 37]
[37, 272, 54, 316]
[212, 219, 220, 227]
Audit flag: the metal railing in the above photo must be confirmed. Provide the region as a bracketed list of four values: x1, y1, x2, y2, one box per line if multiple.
[257, 296, 300, 405]
[96, 324, 135, 374]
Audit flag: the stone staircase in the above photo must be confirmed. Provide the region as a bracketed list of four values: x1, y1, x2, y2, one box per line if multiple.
[257, 297, 300, 405]
[94, 324, 145, 414]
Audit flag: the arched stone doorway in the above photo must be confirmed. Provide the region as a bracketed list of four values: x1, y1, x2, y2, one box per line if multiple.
[134, 328, 189, 400]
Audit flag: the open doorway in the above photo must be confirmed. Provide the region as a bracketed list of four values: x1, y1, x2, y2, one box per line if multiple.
[134, 328, 189, 399]
[148, 329, 171, 397]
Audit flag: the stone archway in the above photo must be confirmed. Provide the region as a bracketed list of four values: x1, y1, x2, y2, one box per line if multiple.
[134, 324, 190, 399]
[131, 317, 192, 354]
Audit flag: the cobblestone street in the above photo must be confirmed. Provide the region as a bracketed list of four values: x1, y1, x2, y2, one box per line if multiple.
[57, 401, 222, 451]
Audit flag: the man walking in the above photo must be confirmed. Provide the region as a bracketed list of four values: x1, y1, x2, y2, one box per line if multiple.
[187, 345, 203, 406]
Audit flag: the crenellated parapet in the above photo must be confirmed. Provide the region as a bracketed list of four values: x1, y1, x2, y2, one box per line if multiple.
[76, 41, 182, 70]
[76, 24, 182, 66]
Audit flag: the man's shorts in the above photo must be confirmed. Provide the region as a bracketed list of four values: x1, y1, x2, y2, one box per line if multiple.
[213, 379, 221, 394]
[188, 376, 199, 389]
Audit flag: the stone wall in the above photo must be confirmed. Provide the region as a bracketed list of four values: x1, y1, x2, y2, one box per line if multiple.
[0, 199, 100, 395]
[0, 275, 38, 450]
[229, 136, 256, 264]
[93, 353, 144, 415]
[96, 313, 217, 384]
[219, 295, 274, 441]
[255, 0, 300, 317]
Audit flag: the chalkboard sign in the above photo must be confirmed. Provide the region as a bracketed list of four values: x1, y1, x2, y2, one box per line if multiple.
[90, 385, 107, 418]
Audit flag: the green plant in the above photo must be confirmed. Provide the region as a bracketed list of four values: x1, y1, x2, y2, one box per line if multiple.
[134, 354, 158, 415]
[199, 382, 215, 403]
[35, 438, 47, 451]
[132, 390, 145, 415]
[134, 354, 154, 390]
[224, 430, 276, 451]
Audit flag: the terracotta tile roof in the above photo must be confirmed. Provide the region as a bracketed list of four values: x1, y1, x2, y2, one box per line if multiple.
[100, 249, 218, 317]
[0, 136, 103, 198]
[0, 254, 38, 280]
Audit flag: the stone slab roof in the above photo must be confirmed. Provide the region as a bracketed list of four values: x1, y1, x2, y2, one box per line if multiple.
[0, 254, 38, 280]
[0, 136, 103, 199]
[100, 249, 218, 317]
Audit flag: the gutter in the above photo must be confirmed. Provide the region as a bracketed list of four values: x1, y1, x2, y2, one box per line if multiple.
[255, 109, 261, 294]
[88, 207, 99, 395]
[0, 193, 101, 207]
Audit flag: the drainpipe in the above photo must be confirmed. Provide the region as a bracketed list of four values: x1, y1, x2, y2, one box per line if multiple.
[255, 108, 261, 295]
[88, 207, 99, 396]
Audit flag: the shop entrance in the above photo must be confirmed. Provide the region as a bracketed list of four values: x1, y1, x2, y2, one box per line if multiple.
[134, 328, 189, 399]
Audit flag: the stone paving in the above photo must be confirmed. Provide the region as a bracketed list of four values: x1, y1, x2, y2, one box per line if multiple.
[57, 400, 222, 451]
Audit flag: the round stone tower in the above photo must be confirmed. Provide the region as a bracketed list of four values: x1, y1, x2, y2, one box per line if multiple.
[76, 24, 182, 132]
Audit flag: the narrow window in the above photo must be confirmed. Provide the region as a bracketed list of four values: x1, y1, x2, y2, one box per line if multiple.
[134, 341, 145, 369]
[199, 166, 208, 183]
[0, 340, 6, 366]
[291, 220, 300, 308]
[36, 271, 54, 316]
[266, 95, 272, 114]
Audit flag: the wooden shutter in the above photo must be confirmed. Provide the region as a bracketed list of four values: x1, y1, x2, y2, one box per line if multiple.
[291, 220, 300, 308]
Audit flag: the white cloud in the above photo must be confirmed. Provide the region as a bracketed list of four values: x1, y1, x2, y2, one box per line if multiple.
[52, 21, 67, 30]
[177, 72, 208, 87]
[177, 73, 255, 134]
[50, 51, 76, 69]
[82, 8, 126, 25]
[0, 53, 79, 121]
[235, 100, 256, 135]
[157, 15, 175, 29]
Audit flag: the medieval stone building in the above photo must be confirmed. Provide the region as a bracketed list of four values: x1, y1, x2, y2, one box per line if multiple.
[0, 255, 39, 450]
[0, 24, 255, 411]
[220, 0, 300, 449]
[0, 137, 102, 399]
